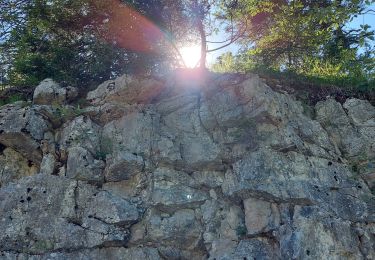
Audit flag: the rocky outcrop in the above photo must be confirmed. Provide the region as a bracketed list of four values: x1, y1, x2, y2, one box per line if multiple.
[33, 79, 78, 105]
[0, 71, 374, 259]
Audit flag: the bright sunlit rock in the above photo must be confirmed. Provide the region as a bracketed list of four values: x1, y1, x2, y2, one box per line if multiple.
[180, 45, 201, 68]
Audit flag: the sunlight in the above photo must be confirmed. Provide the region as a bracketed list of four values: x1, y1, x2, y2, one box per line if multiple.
[180, 46, 201, 68]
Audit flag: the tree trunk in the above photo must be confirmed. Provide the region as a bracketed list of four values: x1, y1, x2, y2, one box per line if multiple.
[198, 19, 207, 69]
[193, 0, 206, 69]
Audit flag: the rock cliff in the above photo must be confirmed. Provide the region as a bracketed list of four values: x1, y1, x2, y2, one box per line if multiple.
[0, 72, 374, 259]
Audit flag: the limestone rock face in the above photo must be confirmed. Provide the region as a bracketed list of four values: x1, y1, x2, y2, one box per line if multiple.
[316, 98, 375, 192]
[0, 72, 374, 259]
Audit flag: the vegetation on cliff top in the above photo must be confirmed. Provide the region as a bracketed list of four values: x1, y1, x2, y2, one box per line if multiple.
[0, 0, 374, 104]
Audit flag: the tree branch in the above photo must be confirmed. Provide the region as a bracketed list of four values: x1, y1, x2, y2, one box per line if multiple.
[207, 20, 248, 53]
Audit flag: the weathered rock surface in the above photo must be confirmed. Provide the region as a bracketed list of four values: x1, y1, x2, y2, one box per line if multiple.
[0, 148, 38, 188]
[0, 102, 50, 165]
[87, 74, 165, 106]
[0, 71, 374, 259]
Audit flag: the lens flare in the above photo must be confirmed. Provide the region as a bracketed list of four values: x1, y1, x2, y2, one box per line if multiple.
[180, 46, 201, 68]
[93, 0, 164, 53]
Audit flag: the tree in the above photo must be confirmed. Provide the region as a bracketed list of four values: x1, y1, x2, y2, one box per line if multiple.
[224, 0, 373, 69]
[211, 0, 374, 88]
[187, 0, 247, 68]
[161, 0, 246, 69]
[0, 0, 179, 88]
[211, 52, 236, 72]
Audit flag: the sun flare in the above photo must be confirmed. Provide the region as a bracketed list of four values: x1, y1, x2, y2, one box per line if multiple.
[180, 45, 201, 68]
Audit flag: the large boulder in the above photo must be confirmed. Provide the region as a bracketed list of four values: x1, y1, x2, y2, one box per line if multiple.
[86, 75, 165, 106]
[33, 79, 66, 105]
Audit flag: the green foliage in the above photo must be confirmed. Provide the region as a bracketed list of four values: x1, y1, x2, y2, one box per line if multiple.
[0, 0, 176, 89]
[49, 104, 84, 126]
[0, 94, 24, 107]
[1, 0, 374, 92]
[226, 0, 371, 67]
[212, 0, 375, 91]
[211, 52, 237, 73]
[212, 50, 375, 92]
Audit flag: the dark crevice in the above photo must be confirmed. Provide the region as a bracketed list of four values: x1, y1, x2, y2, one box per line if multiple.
[0, 243, 132, 257]
[28, 160, 33, 167]
[20, 128, 30, 134]
[73, 181, 79, 219]
[0, 143, 6, 155]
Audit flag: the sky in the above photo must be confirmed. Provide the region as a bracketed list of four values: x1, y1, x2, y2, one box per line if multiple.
[206, 3, 375, 65]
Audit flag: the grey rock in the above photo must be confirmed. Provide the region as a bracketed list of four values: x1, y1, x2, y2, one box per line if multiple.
[0, 103, 50, 164]
[344, 98, 375, 158]
[102, 173, 147, 199]
[191, 170, 225, 188]
[144, 209, 202, 249]
[39, 153, 56, 175]
[157, 246, 207, 260]
[155, 94, 221, 168]
[0, 148, 38, 188]
[66, 146, 105, 182]
[33, 79, 66, 105]
[84, 103, 141, 125]
[279, 205, 364, 259]
[66, 86, 79, 102]
[244, 197, 280, 235]
[315, 98, 370, 159]
[59, 116, 100, 155]
[87, 74, 165, 105]
[201, 199, 244, 246]
[222, 148, 374, 222]
[83, 191, 139, 226]
[343, 98, 375, 126]
[0, 175, 134, 254]
[104, 151, 144, 182]
[151, 167, 209, 210]
[102, 111, 154, 158]
[211, 238, 279, 260]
